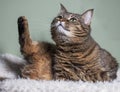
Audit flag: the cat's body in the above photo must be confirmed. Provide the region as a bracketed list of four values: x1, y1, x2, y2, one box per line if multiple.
[53, 36, 118, 81]
[18, 4, 118, 82]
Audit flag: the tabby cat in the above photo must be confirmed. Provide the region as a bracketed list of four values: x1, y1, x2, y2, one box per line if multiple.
[18, 4, 118, 82]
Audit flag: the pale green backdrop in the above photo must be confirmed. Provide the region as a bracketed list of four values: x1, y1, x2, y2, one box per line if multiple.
[0, 0, 120, 64]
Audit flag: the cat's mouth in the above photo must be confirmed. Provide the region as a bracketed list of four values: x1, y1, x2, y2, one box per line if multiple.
[56, 22, 69, 32]
[58, 24, 67, 30]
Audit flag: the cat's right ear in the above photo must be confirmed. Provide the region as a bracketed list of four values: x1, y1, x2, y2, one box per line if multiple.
[81, 9, 94, 25]
[60, 4, 67, 13]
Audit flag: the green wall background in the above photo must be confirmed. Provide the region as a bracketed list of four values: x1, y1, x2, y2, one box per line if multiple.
[0, 0, 120, 64]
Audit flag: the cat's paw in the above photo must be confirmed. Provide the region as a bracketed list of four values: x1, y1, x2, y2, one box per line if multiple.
[17, 16, 28, 34]
[18, 16, 28, 25]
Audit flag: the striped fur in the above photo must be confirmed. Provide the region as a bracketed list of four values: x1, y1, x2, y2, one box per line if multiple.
[51, 4, 118, 82]
[17, 4, 118, 82]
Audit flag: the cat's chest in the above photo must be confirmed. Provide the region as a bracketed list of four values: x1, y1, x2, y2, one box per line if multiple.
[54, 52, 90, 72]
[55, 43, 99, 62]
[54, 45, 101, 70]
[55, 51, 81, 62]
[55, 49, 97, 63]
[54, 53, 99, 81]
[53, 48, 104, 81]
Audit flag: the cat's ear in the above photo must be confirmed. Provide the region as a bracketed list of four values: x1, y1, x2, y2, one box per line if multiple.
[60, 4, 67, 13]
[81, 9, 94, 25]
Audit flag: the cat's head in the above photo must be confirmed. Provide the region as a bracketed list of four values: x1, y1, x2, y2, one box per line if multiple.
[51, 4, 93, 44]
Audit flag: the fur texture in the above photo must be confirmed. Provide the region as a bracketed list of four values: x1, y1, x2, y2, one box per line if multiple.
[18, 4, 118, 82]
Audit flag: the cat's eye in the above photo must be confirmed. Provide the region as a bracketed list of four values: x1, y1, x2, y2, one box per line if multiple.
[69, 17, 77, 22]
[56, 15, 63, 20]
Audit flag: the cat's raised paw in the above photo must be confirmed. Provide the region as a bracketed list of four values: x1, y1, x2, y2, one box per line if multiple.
[18, 16, 28, 24]
[17, 16, 29, 35]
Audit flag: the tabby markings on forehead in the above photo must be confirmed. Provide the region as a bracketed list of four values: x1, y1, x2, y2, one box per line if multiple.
[56, 21, 74, 37]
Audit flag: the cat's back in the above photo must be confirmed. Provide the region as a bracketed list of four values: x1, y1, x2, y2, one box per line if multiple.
[98, 48, 118, 78]
[85, 41, 119, 81]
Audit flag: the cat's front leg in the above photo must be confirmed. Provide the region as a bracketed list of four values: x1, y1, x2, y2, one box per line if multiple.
[17, 16, 53, 80]
[17, 16, 36, 57]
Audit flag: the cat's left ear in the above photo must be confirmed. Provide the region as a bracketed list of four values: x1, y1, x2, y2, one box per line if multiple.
[60, 4, 68, 13]
[81, 9, 94, 25]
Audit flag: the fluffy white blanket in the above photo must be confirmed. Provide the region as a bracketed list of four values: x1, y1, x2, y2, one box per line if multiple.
[0, 54, 120, 92]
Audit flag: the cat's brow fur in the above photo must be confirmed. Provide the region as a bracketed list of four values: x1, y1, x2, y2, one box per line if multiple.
[17, 4, 118, 82]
